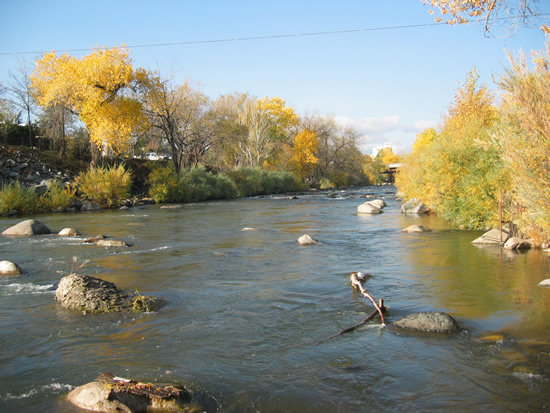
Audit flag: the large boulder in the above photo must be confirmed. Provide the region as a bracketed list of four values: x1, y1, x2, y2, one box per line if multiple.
[0, 260, 22, 276]
[2, 219, 52, 236]
[357, 202, 382, 214]
[67, 373, 192, 412]
[392, 312, 461, 333]
[400, 198, 429, 214]
[55, 273, 156, 314]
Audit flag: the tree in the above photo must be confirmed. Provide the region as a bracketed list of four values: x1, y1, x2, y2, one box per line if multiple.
[30, 45, 150, 160]
[421, 0, 549, 33]
[377, 147, 402, 165]
[496, 46, 550, 244]
[144, 76, 221, 175]
[289, 129, 319, 181]
[237, 96, 298, 167]
[396, 69, 507, 229]
[8, 58, 38, 146]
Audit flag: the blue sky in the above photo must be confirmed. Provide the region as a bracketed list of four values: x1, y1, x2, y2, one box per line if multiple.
[1, 0, 548, 154]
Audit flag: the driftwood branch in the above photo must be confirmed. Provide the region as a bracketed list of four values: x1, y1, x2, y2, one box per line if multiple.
[350, 272, 385, 324]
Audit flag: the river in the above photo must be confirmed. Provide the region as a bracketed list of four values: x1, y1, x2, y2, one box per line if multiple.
[0, 185, 548, 412]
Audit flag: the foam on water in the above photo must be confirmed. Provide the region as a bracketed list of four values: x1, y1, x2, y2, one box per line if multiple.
[0, 282, 55, 296]
[2, 383, 74, 400]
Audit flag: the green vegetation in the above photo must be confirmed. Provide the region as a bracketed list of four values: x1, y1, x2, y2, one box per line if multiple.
[0, 181, 38, 214]
[75, 164, 132, 208]
[38, 181, 75, 211]
[397, 49, 550, 245]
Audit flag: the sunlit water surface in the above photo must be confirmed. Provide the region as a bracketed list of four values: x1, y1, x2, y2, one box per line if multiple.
[0, 186, 549, 412]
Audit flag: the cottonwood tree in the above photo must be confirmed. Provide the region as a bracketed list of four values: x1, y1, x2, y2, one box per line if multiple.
[289, 129, 319, 181]
[237, 96, 298, 167]
[144, 77, 215, 175]
[422, 0, 549, 33]
[30, 46, 150, 162]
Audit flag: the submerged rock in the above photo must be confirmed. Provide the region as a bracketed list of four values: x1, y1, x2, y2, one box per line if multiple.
[2, 219, 52, 236]
[400, 198, 429, 215]
[58, 228, 80, 237]
[67, 372, 193, 412]
[0, 260, 22, 276]
[55, 273, 155, 314]
[401, 225, 431, 233]
[297, 234, 318, 245]
[96, 239, 133, 247]
[503, 237, 532, 251]
[392, 312, 461, 333]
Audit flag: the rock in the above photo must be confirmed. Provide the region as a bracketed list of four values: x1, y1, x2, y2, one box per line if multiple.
[357, 202, 382, 214]
[2, 219, 52, 236]
[0, 260, 22, 276]
[241, 227, 258, 231]
[81, 201, 101, 211]
[58, 228, 80, 237]
[367, 199, 386, 209]
[538, 279, 550, 287]
[297, 234, 318, 245]
[401, 225, 431, 233]
[67, 373, 191, 412]
[96, 239, 133, 247]
[400, 198, 429, 214]
[392, 312, 461, 333]
[160, 205, 184, 209]
[503, 237, 532, 251]
[55, 273, 155, 313]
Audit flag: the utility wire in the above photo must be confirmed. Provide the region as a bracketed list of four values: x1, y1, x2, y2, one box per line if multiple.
[0, 22, 458, 56]
[1, 14, 548, 57]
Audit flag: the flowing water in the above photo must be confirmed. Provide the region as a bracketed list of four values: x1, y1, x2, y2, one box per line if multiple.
[0, 186, 549, 412]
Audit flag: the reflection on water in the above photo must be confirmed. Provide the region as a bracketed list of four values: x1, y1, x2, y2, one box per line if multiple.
[0, 186, 549, 412]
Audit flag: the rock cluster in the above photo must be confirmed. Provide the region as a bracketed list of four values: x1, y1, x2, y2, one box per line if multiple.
[0, 149, 74, 192]
[357, 199, 387, 214]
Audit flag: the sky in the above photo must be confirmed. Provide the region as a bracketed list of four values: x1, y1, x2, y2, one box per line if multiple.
[1, 0, 549, 155]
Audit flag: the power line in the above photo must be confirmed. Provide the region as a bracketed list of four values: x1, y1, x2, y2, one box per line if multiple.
[0, 22, 448, 56]
[1, 14, 548, 57]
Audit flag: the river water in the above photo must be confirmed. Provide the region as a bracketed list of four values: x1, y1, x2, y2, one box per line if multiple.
[0, 186, 549, 412]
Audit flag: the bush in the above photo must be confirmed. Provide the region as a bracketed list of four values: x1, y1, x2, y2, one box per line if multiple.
[76, 164, 132, 207]
[0, 181, 38, 214]
[148, 166, 183, 204]
[225, 167, 300, 197]
[38, 181, 76, 211]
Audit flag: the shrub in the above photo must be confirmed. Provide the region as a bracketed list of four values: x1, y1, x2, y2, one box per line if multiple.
[226, 167, 299, 197]
[38, 181, 76, 211]
[319, 178, 335, 190]
[0, 181, 38, 214]
[148, 166, 183, 204]
[76, 164, 132, 207]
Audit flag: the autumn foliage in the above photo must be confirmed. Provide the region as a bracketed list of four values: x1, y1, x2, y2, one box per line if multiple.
[30, 46, 150, 154]
[397, 49, 550, 245]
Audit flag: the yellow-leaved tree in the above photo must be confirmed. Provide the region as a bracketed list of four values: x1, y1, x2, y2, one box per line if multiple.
[30, 45, 150, 157]
[397, 68, 508, 229]
[290, 129, 319, 181]
[496, 47, 550, 245]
